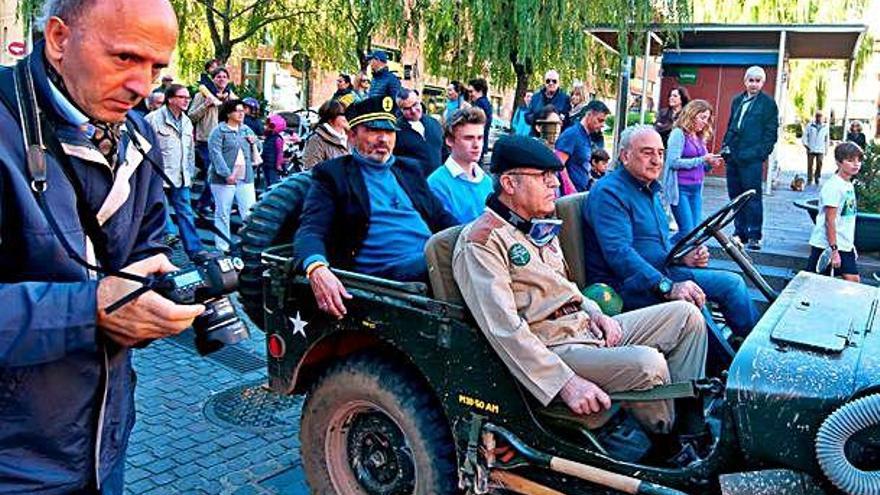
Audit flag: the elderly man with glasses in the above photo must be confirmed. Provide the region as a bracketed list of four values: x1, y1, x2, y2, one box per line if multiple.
[453, 135, 709, 467]
[393, 88, 445, 176]
[525, 69, 572, 136]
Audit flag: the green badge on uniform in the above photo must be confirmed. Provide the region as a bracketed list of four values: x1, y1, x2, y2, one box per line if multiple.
[508, 243, 531, 266]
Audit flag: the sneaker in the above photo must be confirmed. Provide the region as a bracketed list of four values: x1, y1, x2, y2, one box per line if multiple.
[746, 239, 762, 251]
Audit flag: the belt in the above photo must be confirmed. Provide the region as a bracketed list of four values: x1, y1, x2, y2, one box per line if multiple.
[551, 301, 582, 320]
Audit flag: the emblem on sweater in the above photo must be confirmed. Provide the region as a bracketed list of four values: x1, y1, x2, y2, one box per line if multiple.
[383, 97, 394, 112]
[508, 243, 531, 266]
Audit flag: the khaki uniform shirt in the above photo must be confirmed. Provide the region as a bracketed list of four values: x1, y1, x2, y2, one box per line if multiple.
[453, 209, 601, 405]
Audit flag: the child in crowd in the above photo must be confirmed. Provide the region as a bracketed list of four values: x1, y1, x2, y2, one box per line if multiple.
[806, 142, 864, 283]
[586, 148, 610, 191]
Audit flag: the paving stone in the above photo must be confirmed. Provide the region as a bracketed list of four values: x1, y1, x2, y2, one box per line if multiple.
[143, 458, 176, 475]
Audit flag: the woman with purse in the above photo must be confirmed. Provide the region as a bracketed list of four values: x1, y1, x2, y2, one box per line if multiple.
[208, 99, 260, 253]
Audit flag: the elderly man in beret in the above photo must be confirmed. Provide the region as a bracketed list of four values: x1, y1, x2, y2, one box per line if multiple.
[452, 135, 709, 466]
[294, 96, 457, 319]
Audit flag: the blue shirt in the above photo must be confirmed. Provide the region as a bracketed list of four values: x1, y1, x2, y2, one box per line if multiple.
[427, 157, 493, 223]
[556, 123, 603, 192]
[582, 167, 671, 297]
[353, 153, 432, 280]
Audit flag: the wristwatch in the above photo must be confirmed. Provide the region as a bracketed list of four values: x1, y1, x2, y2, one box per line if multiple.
[654, 277, 674, 299]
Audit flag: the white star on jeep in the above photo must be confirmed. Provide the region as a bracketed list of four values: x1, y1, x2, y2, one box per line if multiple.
[289, 312, 308, 338]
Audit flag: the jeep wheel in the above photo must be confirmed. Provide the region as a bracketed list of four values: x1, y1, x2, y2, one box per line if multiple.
[238, 172, 312, 326]
[301, 354, 458, 494]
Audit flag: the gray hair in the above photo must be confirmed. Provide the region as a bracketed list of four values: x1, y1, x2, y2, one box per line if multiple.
[618, 124, 657, 154]
[744, 66, 766, 81]
[38, 0, 97, 30]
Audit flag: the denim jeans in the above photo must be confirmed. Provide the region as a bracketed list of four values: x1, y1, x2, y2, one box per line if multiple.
[261, 163, 281, 189]
[195, 141, 214, 210]
[622, 267, 758, 338]
[668, 266, 758, 337]
[211, 182, 256, 252]
[671, 183, 703, 243]
[725, 159, 764, 241]
[165, 187, 205, 256]
[163, 194, 178, 236]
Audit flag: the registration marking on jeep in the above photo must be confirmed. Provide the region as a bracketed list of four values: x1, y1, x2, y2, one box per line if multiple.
[288, 312, 308, 338]
[458, 394, 500, 414]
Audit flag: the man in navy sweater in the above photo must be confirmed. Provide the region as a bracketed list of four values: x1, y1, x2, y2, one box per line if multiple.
[294, 96, 457, 319]
[468, 78, 493, 161]
[393, 88, 444, 176]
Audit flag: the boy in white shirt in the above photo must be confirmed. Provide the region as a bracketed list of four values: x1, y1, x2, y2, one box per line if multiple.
[806, 142, 864, 282]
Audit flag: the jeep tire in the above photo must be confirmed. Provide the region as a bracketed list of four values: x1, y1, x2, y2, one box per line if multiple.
[301, 354, 458, 495]
[237, 172, 312, 326]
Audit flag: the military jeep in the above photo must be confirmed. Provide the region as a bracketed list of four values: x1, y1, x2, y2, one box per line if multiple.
[238, 173, 880, 495]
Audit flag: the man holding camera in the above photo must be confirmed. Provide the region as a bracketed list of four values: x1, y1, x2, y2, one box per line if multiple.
[0, 0, 204, 493]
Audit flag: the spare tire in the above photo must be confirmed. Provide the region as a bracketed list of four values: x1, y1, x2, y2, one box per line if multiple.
[238, 172, 312, 327]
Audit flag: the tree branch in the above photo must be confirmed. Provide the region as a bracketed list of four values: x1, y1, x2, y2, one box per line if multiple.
[230, 0, 263, 21]
[193, 0, 227, 21]
[229, 9, 317, 45]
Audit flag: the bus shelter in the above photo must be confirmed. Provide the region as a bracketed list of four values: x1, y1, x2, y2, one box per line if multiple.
[590, 24, 867, 193]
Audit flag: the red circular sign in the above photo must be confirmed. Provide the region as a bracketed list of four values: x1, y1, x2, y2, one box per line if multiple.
[7, 41, 27, 57]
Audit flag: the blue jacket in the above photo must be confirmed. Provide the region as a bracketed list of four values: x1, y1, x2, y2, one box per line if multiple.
[0, 50, 168, 493]
[393, 115, 444, 176]
[721, 91, 778, 165]
[582, 167, 671, 301]
[293, 155, 457, 272]
[368, 66, 402, 101]
[525, 87, 571, 133]
[208, 122, 257, 184]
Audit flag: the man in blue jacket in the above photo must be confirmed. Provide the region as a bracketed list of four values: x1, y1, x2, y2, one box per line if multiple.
[366, 50, 402, 101]
[525, 69, 571, 136]
[582, 126, 757, 339]
[0, 1, 204, 493]
[720, 66, 779, 251]
[294, 96, 457, 320]
[394, 88, 444, 176]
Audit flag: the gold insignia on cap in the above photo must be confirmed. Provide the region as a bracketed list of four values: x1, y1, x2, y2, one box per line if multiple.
[382, 97, 393, 112]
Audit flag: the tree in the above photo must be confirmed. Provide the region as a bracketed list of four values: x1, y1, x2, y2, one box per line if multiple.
[422, 0, 690, 107]
[170, 0, 317, 64]
[693, 0, 873, 121]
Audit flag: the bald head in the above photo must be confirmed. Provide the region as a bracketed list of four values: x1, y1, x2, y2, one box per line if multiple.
[619, 125, 665, 184]
[42, 0, 178, 122]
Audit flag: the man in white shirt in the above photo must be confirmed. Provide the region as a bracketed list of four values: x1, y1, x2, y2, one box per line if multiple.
[393, 89, 444, 176]
[802, 111, 830, 186]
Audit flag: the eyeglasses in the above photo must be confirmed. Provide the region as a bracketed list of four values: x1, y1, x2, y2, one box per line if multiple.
[173, 94, 190, 100]
[545, 79, 558, 84]
[505, 170, 558, 185]
[400, 103, 420, 112]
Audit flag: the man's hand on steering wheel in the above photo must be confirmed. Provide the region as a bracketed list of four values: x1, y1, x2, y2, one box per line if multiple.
[681, 245, 710, 268]
[668, 281, 706, 308]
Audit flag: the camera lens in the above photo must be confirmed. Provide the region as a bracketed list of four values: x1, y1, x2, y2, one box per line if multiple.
[193, 296, 250, 355]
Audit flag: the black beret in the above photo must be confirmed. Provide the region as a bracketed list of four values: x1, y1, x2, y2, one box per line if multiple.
[490, 135, 563, 174]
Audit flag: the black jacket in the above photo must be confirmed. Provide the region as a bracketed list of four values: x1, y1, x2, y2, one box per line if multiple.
[293, 154, 457, 272]
[393, 115, 444, 176]
[721, 91, 778, 165]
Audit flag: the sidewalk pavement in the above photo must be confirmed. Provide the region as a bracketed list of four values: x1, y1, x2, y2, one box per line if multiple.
[124, 297, 309, 495]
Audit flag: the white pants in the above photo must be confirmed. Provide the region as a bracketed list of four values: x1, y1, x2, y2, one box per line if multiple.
[211, 182, 256, 252]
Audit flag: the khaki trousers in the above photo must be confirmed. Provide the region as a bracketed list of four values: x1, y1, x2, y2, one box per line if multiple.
[552, 301, 707, 434]
[807, 152, 824, 184]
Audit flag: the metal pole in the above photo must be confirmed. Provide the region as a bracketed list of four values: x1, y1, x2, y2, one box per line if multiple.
[842, 57, 855, 137]
[765, 30, 786, 196]
[613, 56, 632, 162]
[639, 34, 651, 124]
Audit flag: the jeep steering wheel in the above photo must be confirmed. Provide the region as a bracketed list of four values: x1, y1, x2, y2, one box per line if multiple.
[664, 190, 755, 266]
[664, 189, 777, 302]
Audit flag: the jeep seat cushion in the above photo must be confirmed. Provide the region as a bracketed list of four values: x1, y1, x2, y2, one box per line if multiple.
[425, 225, 465, 304]
[555, 192, 588, 289]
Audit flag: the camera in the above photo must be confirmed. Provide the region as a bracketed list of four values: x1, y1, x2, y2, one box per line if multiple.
[152, 255, 249, 355]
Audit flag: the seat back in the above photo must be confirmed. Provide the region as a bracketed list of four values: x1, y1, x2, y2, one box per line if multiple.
[555, 192, 589, 289]
[425, 225, 466, 304]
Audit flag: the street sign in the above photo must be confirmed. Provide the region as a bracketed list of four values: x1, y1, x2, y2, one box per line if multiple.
[676, 67, 698, 85]
[7, 41, 27, 58]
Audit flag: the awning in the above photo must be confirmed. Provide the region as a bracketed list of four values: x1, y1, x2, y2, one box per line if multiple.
[589, 23, 867, 60]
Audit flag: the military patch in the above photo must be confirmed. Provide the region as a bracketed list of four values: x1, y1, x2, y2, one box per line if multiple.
[382, 96, 394, 112]
[508, 243, 531, 266]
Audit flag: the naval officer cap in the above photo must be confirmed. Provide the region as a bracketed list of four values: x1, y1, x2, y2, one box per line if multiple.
[345, 95, 400, 131]
[490, 135, 563, 174]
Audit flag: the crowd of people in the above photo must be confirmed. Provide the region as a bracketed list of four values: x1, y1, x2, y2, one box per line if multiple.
[0, 0, 871, 491]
